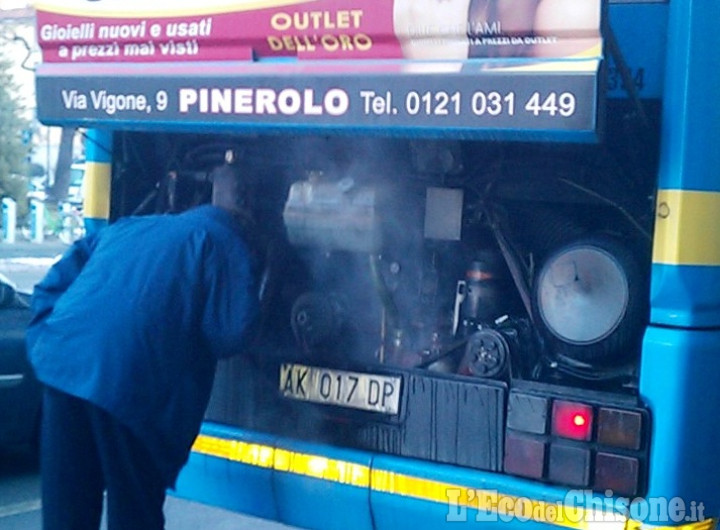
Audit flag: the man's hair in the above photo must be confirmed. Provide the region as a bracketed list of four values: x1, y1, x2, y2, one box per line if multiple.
[210, 159, 258, 213]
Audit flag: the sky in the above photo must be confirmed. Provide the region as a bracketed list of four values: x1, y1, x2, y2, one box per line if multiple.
[0, 1, 29, 9]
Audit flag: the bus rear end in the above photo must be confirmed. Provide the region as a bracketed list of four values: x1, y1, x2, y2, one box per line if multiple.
[33, 0, 720, 528]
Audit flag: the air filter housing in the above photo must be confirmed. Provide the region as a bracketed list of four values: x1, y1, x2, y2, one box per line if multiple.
[533, 236, 645, 364]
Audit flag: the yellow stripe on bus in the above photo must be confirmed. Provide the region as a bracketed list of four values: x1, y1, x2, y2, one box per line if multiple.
[627, 518, 718, 530]
[82, 162, 112, 221]
[653, 189, 720, 266]
[191, 435, 717, 530]
[274, 449, 370, 487]
[192, 434, 274, 468]
[371, 469, 624, 530]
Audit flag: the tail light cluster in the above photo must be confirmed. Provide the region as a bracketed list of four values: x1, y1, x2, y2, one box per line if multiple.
[503, 388, 648, 497]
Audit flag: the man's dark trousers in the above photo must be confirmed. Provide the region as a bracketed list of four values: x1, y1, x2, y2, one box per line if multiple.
[40, 386, 167, 530]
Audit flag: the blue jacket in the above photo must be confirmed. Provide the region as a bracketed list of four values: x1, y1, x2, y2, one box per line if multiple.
[27, 205, 258, 485]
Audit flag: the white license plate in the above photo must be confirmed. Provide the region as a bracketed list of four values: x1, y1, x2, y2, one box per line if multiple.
[279, 363, 402, 415]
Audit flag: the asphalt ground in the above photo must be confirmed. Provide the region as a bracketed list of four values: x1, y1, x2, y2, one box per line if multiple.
[0, 239, 70, 260]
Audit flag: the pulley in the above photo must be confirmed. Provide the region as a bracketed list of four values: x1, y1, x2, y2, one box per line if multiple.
[459, 328, 510, 378]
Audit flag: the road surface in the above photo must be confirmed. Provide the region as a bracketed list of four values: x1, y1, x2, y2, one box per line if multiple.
[0, 240, 68, 293]
[0, 447, 297, 529]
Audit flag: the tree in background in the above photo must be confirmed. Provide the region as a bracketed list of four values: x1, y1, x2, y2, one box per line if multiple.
[0, 45, 31, 218]
[48, 126, 76, 202]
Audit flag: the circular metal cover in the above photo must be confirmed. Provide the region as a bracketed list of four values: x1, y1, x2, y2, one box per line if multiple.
[537, 245, 629, 345]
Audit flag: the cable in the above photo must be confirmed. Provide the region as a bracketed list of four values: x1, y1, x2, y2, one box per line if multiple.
[557, 177, 651, 240]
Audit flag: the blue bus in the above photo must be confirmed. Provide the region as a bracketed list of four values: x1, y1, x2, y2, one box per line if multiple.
[32, 0, 720, 528]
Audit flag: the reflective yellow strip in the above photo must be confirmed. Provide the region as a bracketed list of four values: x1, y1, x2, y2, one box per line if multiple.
[653, 190, 720, 266]
[627, 518, 718, 530]
[191, 436, 369, 486]
[192, 434, 274, 468]
[83, 162, 111, 220]
[34, 0, 315, 18]
[191, 435, 622, 529]
[274, 449, 370, 487]
[371, 468, 457, 505]
[191, 435, 717, 530]
[371, 469, 625, 530]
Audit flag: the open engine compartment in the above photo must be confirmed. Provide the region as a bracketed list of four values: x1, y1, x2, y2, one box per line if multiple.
[112, 98, 656, 393]
[99, 93, 659, 494]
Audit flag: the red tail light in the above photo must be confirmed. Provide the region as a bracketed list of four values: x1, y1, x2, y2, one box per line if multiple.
[551, 401, 593, 441]
[505, 390, 647, 496]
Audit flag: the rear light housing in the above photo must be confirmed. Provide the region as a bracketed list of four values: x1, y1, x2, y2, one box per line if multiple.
[594, 452, 640, 496]
[548, 443, 591, 487]
[597, 407, 643, 450]
[504, 433, 545, 479]
[504, 385, 649, 497]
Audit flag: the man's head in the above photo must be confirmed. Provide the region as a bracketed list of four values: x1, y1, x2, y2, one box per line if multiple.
[210, 151, 256, 221]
